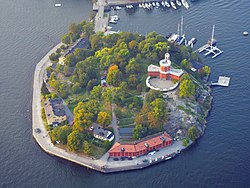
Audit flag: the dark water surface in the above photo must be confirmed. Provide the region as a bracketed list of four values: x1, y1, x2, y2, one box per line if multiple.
[0, 0, 250, 187]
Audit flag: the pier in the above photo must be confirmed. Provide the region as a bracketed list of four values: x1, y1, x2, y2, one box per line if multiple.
[211, 76, 230, 87]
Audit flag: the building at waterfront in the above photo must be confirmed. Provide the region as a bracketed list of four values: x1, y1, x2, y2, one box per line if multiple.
[44, 98, 67, 126]
[108, 132, 172, 157]
[146, 53, 184, 92]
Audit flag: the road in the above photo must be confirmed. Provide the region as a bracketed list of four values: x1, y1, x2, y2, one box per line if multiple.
[111, 104, 120, 142]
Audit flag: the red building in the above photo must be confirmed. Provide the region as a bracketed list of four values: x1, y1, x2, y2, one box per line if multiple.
[148, 53, 183, 80]
[108, 132, 173, 157]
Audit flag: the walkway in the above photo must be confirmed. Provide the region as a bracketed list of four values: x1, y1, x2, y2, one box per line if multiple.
[94, 0, 109, 32]
[111, 104, 120, 142]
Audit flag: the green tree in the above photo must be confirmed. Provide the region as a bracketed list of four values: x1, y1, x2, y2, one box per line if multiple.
[90, 85, 103, 100]
[179, 79, 196, 98]
[41, 81, 50, 95]
[187, 126, 198, 141]
[182, 137, 189, 146]
[83, 141, 91, 155]
[61, 34, 71, 45]
[133, 124, 147, 139]
[67, 130, 84, 151]
[106, 68, 122, 87]
[97, 111, 111, 127]
[72, 82, 82, 94]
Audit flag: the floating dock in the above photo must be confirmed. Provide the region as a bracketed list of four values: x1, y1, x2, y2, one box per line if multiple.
[211, 76, 230, 87]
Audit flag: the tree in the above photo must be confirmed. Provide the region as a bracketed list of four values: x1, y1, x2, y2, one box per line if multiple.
[179, 79, 196, 98]
[83, 141, 91, 155]
[145, 89, 163, 103]
[72, 82, 81, 94]
[86, 79, 99, 91]
[49, 53, 59, 62]
[97, 111, 111, 127]
[200, 65, 211, 78]
[181, 59, 191, 69]
[61, 34, 71, 45]
[182, 138, 189, 146]
[73, 102, 94, 131]
[187, 126, 198, 141]
[90, 85, 102, 100]
[128, 74, 139, 89]
[41, 81, 50, 95]
[133, 124, 147, 139]
[67, 130, 84, 151]
[106, 68, 122, 87]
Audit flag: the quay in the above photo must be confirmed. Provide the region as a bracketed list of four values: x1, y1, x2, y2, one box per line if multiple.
[211, 76, 230, 87]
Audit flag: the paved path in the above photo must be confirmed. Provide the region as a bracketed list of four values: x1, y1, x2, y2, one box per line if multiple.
[111, 104, 120, 142]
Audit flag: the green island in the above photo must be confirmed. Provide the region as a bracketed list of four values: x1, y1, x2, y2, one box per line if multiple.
[34, 20, 212, 172]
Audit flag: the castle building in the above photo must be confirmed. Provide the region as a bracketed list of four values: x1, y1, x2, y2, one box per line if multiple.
[148, 53, 184, 80]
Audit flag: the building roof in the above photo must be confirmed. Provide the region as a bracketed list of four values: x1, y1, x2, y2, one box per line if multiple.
[190, 60, 205, 70]
[148, 64, 160, 72]
[44, 98, 67, 125]
[108, 132, 172, 154]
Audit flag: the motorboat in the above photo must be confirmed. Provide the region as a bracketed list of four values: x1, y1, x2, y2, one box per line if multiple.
[176, 0, 182, 6]
[55, 3, 61, 7]
[170, 1, 177, 9]
[152, 2, 156, 6]
[181, 0, 189, 9]
[165, 1, 170, 7]
[161, 1, 166, 7]
[115, 6, 122, 10]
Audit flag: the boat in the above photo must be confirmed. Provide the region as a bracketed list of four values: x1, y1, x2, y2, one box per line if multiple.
[156, 2, 160, 7]
[142, 3, 146, 8]
[243, 31, 248, 36]
[165, 156, 172, 160]
[109, 19, 118, 24]
[139, 3, 142, 8]
[55, 3, 61, 7]
[115, 6, 122, 10]
[170, 1, 177, 9]
[176, 0, 182, 6]
[110, 15, 119, 21]
[152, 2, 156, 6]
[165, 1, 171, 7]
[176, 34, 186, 45]
[161, 1, 166, 7]
[181, 0, 189, 9]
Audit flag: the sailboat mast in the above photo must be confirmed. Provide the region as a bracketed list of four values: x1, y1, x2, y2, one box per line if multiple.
[177, 24, 180, 35]
[180, 16, 183, 36]
[211, 24, 215, 43]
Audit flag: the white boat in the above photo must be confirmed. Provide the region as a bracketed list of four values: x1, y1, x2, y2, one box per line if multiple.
[176, 0, 182, 6]
[161, 1, 166, 7]
[115, 6, 122, 10]
[55, 3, 61, 7]
[165, 1, 170, 7]
[142, 3, 146, 8]
[109, 19, 118, 24]
[110, 15, 119, 21]
[170, 1, 177, 9]
[156, 2, 160, 7]
[181, 0, 189, 9]
[152, 2, 156, 6]
[139, 3, 142, 8]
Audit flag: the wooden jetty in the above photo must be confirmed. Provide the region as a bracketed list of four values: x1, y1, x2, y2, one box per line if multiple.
[211, 76, 230, 87]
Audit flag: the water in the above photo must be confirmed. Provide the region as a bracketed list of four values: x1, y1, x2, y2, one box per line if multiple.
[0, 0, 250, 187]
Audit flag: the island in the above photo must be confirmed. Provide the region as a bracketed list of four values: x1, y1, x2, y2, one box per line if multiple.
[32, 20, 212, 173]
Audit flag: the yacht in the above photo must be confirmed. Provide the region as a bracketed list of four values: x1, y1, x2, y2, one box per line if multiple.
[55, 4, 61, 7]
[115, 6, 122, 10]
[152, 2, 156, 6]
[170, 1, 177, 9]
[161, 1, 166, 7]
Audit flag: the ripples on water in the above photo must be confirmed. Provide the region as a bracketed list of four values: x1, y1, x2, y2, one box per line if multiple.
[0, 0, 250, 187]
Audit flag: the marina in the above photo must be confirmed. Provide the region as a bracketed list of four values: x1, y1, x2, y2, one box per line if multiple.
[211, 76, 231, 87]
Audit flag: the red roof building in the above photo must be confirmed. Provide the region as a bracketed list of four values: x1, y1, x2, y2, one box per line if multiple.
[108, 132, 173, 157]
[148, 53, 184, 80]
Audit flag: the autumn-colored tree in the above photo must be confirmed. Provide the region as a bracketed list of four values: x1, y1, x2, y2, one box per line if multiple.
[67, 130, 84, 152]
[97, 111, 111, 127]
